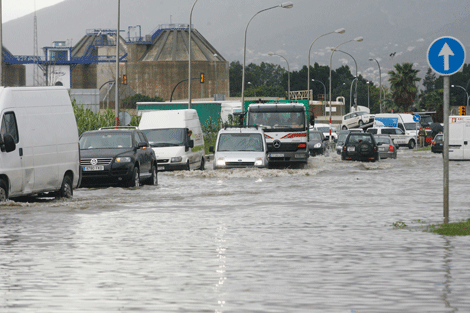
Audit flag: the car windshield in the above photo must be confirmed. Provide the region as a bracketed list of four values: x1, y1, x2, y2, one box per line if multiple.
[348, 134, 373, 144]
[356, 111, 367, 116]
[316, 127, 330, 132]
[217, 133, 264, 152]
[420, 116, 433, 127]
[141, 128, 185, 147]
[435, 135, 443, 142]
[375, 137, 391, 144]
[249, 112, 305, 130]
[337, 132, 349, 143]
[404, 122, 418, 130]
[80, 133, 133, 149]
[309, 132, 323, 141]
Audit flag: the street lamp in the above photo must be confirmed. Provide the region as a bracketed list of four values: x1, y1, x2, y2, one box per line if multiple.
[312, 79, 326, 115]
[307, 28, 345, 101]
[188, 0, 199, 109]
[114, 0, 121, 126]
[369, 57, 382, 113]
[451, 84, 469, 107]
[349, 77, 358, 111]
[367, 81, 370, 108]
[241, 2, 293, 112]
[268, 52, 290, 100]
[248, 82, 256, 97]
[335, 49, 358, 110]
[214, 53, 218, 97]
[329, 37, 363, 142]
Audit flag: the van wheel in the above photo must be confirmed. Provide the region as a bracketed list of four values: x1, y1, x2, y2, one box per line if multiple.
[0, 179, 8, 202]
[185, 160, 190, 171]
[408, 139, 416, 149]
[199, 157, 205, 170]
[342, 125, 348, 130]
[59, 175, 73, 199]
[128, 167, 140, 187]
[358, 120, 363, 127]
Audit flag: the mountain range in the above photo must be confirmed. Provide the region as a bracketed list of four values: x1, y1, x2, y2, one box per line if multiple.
[4, 0, 470, 87]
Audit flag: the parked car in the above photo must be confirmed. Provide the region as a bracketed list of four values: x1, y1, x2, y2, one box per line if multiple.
[210, 127, 268, 169]
[367, 127, 416, 149]
[431, 133, 444, 153]
[308, 130, 328, 156]
[313, 123, 338, 141]
[79, 127, 158, 187]
[374, 135, 398, 159]
[341, 111, 374, 130]
[341, 132, 379, 162]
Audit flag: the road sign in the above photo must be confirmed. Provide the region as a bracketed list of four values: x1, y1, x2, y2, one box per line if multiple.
[413, 114, 421, 123]
[427, 36, 466, 76]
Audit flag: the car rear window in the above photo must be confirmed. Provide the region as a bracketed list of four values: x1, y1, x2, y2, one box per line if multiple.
[348, 134, 373, 144]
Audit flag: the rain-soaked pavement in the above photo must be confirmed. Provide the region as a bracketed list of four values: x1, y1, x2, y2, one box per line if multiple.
[1, 148, 469, 312]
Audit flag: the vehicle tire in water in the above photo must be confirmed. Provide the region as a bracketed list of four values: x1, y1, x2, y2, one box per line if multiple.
[128, 167, 140, 187]
[408, 139, 416, 149]
[199, 157, 205, 170]
[185, 160, 190, 171]
[58, 175, 73, 199]
[147, 164, 158, 185]
[0, 179, 8, 202]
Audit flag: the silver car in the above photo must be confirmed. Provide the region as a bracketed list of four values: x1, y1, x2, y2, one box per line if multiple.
[374, 135, 398, 159]
[209, 127, 268, 169]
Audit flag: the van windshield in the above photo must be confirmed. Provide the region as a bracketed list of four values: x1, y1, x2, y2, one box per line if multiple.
[80, 133, 133, 149]
[217, 133, 263, 152]
[248, 112, 305, 131]
[141, 128, 186, 147]
[404, 122, 418, 130]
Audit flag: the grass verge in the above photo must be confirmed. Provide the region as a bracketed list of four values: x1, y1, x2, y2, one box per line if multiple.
[428, 219, 470, 236]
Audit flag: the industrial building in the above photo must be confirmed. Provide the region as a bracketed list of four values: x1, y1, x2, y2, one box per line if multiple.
[1, 47, 26, 86]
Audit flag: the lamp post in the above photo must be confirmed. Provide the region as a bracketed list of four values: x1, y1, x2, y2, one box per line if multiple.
[114, 0, 120, 126]
[214, 53, 218, 97]
[369, 57, 382, 113]
[241, 2, 293, 112]
[349, 77, 358, 111]
[335, 49, 358, 110]
[367, 81, 370, 108]
[268, 52, 290, 100]
[329, 37, 363, 142]
[0, 0, 2, 86]
[312, 79, 326, 115]
[188, 0, 199, 109]
[307, 28, 345, 101]
[451, 84, 469, 107]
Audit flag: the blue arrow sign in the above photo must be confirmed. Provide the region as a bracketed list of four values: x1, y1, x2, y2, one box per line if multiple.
[413, 115, 421, 123]
[427, 37, 466, 76]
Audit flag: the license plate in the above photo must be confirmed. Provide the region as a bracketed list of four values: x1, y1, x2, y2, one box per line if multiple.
[347, 146, 355, 152]
[269, 153, 284, 157]
[157, 166, 165, 171]
[84, 165, 104, 171]
[379, 147, 385, 151]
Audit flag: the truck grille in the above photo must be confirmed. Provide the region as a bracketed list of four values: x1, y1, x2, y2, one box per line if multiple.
[81, 158, 113, 166]
[225, 162, 255, 167]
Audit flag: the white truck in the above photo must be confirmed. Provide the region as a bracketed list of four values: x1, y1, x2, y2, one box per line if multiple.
[246, 102, 309, 166]
[449, 115, 470, 160]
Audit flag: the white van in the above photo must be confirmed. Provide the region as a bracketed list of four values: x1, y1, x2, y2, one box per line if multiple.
[449, 115, 470, 160]
[139, 109, 205, 171]
[0, 87, 80, 201]
[397, 113, 419, 137]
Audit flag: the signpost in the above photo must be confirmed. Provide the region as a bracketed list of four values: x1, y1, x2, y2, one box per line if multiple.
[427, 36, 466, 223]
[413, 114, 421, 151]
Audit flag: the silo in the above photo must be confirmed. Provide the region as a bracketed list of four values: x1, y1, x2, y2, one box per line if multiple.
[126, 25, 229, 101]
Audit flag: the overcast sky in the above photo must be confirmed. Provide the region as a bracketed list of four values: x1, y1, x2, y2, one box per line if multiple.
[3, 0, 64, 22]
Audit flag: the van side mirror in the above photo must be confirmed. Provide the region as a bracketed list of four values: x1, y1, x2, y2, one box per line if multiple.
[209, 146, 214, 153]
[1, 134, 16, 153]
[188, 139, 194, 149]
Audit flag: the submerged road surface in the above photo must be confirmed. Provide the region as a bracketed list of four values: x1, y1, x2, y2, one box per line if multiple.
[1, 149, 469, 312]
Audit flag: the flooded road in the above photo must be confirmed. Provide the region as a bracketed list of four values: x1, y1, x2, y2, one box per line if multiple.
[1, 149, 469, 312]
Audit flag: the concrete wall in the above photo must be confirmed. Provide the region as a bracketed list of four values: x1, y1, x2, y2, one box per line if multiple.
[72, 64, 97, 89]
[2, 64, 26, 86]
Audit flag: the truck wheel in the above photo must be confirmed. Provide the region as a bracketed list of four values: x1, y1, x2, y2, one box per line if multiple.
[199, 157, 205, 170]
[0, 179, 8, 202]
[128, 167, 140, 187]
[58, 175, 73, 199]
[408, 139, 416, 149]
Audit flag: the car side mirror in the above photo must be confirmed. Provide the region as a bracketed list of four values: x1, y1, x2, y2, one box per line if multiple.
[1, 134, 16, 153]
[138, 142, 147, 149]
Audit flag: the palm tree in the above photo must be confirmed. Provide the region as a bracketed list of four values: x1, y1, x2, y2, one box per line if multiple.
[388, 63, 421, 111]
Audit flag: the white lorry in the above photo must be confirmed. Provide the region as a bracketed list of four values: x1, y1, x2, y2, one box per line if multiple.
[246, 102, 309, 166]
[449, 115, 470, 160]
[0, 87, 80, 201]
[139, 109, 205, 171]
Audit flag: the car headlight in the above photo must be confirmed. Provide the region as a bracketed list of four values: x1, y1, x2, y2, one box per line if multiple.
[216, 158, 226, 167]
[314, 143, 322, 148]
[171, 156, 182, 163]
[115, 157, 131, 163]
[254, 158, 264, 166]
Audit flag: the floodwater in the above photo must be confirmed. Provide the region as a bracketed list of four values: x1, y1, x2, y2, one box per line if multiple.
[1, 149, 469, 312]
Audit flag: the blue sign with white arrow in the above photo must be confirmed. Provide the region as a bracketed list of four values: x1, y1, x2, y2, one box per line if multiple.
[427, 36, 466, 76]
[413, 115, 421, 123]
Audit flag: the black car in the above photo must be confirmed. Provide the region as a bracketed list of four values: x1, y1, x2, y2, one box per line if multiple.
[308, 130, 328, 156]
[79, 127, 158, 187]
[341, 132, 379, 162]
[431, 133, 443, 153]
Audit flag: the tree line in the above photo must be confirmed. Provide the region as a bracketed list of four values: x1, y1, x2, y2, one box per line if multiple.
[229, 61, 470, 120]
